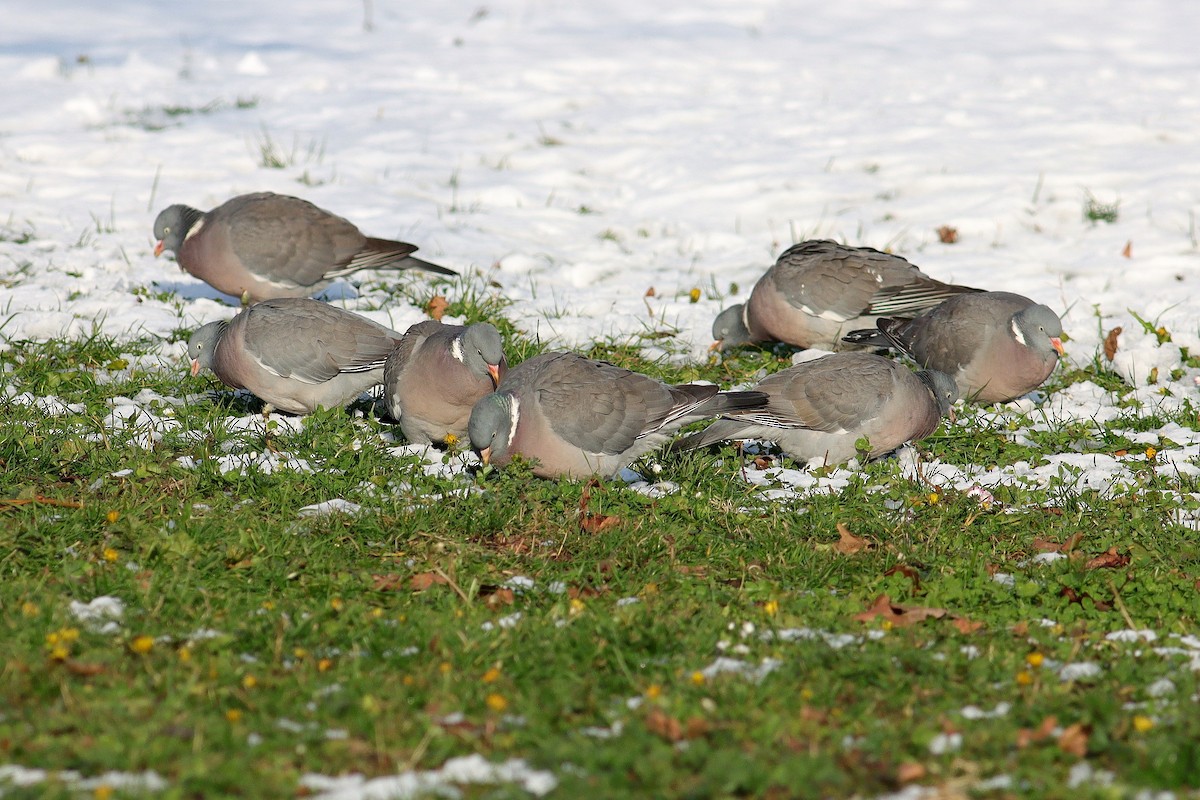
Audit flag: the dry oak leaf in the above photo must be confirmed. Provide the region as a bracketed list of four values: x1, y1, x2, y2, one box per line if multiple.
[1057, 722, 1091, 757]
[1033, 532, 1083, 553]
[834, 522, 872, 555]
[64, 660, 106, 677]
[1103, 326, 1122, 361]
[1122, 240, 1133, 259]
[481, 586, 515, 609]
[580, 513, 622, 534]
[854, 594, 981, 633]
[1084, 547, 1130, 571]
[895, 762, 927, 784]
[371, 573, 407, 592]
[1016, 715, 1058, 749]
[409, 572, 450, 591]
[883, 563, 922, 593]
[645, 709, 708, 742]
[425, 295, 450, 321]
[936, 225, 959, 244]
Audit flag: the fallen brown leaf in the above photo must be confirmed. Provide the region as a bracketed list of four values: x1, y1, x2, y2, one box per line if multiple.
[951, 617, 984, 635]
[371, 573, 406, 592]
[834, 523, 872, 555]
[883, 563, 922, 593]
[853, 594, 946, 627]
[675, 565, 708, 577]
[0, 494, 85, 510]
[63, 660, 106, 677]
[1103, 326, 1122, 361]
[1084, 547, 1130, 571]
[1121, 240, 1132, 259]
[1057, 722, 1090, 757]
[644, 287, 656, 297]
[936, 225, 959, 244]
[482, 587, 515, 609]
[580, 513, 622, 533]
[753, 455, 774, 470]
[1033, 532, 1083, 553]
[1016, 715, 1058, 748]
[409, 572, 449, 591]
[645, 709, 683, 742]
[425, 295, 450, 320]
[579, 478, 622, 533]
[895, 762, 927, 784]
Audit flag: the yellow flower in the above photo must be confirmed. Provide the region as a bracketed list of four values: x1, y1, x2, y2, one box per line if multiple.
[1133, 715, 1154, 733]
[225, 709, 243, 723]
[645, 684, 662, 700]
[370, 607, 384, 619]
[763, 600, 780, 616]
[105, 510, 119, 524]
[439, 661, 452, 675]
[293, 647, 308, 660]
[1026, 652, 1044, 668]
[241, 674, 257, 690]
[130, 635, 154, 654]
[21, 602, 38, 617]
[927, 492, 940, 505]
[1015, 670, 1034, 686]
[800, 687, 814, 701]
[318, 658, 333, 673]
[178, 647, 192, 663]
[261, 600, 274, 610]
[329, 597, 344, 612]
[881, 620, 894, 632]
[444, 432, 459, 446]
[485, 693, 508, 712]
[402, 675, 415, 686]
[688, 287, 702, 303]
[94, 785, 114, 800]
[49, 643, 69, 661]
[690, 671, 706, 686]
[1145, 447, 1157, 460]
[102, 548, 119, 563]
[569, 598, 586, 616]
[481, 667, 501, 683]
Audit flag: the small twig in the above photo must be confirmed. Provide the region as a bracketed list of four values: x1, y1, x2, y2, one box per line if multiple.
[1108, 578, 1138, 630]
[433, 567, 471, 603]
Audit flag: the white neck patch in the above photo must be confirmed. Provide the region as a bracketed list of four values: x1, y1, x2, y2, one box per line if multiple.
[1011, 318, 1027, 346]
[449, 337, 465, 364]
[183, 217, 206, 242]
[505, 397, 520, 450]
[741, 304, 752, 333]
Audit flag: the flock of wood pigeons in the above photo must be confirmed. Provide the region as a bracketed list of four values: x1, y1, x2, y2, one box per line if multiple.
[153, 191, 1066, 479]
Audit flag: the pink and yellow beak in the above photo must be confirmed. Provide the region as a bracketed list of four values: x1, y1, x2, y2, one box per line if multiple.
[1051, 337, 1065, 356]
[154, 240, 165, 257]
[190, 358, 201, 377]
[487, 363, 503, 389]
[480, 446, 492, 465]
[708, 340, 724, 353]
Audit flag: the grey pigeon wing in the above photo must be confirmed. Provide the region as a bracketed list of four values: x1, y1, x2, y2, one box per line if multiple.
[748, 357, 890, 433]
[243, 301, 396, 384]
[770, 244, 883, 321]
[533, 359, 675, 455]
[220, 195, 366, 287]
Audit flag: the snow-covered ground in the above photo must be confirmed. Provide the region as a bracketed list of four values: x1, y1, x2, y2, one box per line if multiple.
[3, 0, 1200, 795]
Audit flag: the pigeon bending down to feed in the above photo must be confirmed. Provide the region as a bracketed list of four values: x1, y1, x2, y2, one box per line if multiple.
[672, 352, 958, 465]
[383, 320, 508, 445]
[154, 192, 456, 303]
[187, 297, 404, 415]
[841, 291, 1064, 403]
[712, 239, 980, 351]
[467, 351, 769, 479]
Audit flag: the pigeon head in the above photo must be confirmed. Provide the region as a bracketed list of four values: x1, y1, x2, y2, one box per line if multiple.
[468, 392, 518, 465]
[153, 204, 204, 257]
[459, 323, 508, 388]
[711, 304, 753, 350]
[1012, 304, 1065, 358]
[918, 369, 960, 417]
[187, 320, 228, 377]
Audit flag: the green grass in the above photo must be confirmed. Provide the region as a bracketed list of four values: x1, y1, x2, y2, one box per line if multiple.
[3, 316, 1200, 798]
